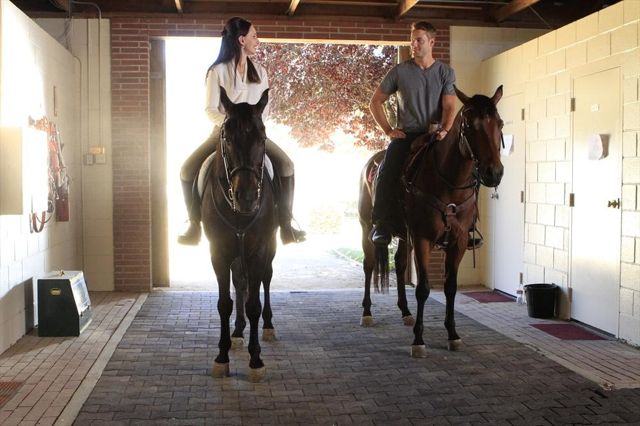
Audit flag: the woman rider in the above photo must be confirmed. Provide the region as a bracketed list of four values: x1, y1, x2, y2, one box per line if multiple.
[178, 17, 306, 245]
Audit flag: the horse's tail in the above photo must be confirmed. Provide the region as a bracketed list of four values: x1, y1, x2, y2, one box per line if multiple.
[373, 244, 390, 294]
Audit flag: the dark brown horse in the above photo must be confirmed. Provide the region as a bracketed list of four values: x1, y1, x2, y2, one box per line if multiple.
[359, 85, 504, 356]
[200, 88, 278, 381]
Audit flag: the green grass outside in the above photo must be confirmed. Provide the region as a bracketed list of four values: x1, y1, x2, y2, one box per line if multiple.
[334, 244, 397, 271]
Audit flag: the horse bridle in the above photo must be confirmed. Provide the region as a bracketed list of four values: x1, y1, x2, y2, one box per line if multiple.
[430, 108, 482, 192]
[219, 121, 266, 214]
[458, 106, 505, 162]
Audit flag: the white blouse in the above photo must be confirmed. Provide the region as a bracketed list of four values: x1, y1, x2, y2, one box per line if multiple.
[204, 60, 270, 126]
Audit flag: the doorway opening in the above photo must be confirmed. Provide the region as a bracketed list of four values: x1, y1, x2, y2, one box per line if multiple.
[164, 37, 396, 290]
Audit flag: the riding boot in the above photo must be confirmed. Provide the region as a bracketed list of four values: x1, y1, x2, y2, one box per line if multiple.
[370, 174, 392, 246]
[278, 175, 306, 244]
[178, 178, 202, 245]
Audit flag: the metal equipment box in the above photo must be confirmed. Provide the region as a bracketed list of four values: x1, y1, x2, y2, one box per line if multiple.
[37, 271, 92, 337]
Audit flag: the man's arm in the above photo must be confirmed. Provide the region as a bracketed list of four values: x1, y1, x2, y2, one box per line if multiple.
[436, 93, 456, 140]
[370, 87, 406, 139]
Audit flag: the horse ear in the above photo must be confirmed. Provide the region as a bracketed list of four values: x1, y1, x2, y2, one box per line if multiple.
[454, 85, 471, 104]
[255, 89, 269, 116]
[491, 85, 503, 105]
[220, 87, 235, 116]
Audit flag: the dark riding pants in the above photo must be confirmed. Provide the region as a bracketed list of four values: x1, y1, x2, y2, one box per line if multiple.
[371, 132, 422, 224]
[180, 126, 295, 182]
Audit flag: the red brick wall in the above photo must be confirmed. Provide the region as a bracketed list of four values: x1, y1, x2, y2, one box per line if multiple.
[111, 17, 450, 291]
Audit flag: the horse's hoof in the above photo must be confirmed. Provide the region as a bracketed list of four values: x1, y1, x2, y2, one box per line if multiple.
[262, 328, 277, 341]
[212, 361, 230, 378]
[231, 337, 244, 349]
[360, 316, 374, 327]
[248, 367, 266, 383]
[402, 315, 415, 326]
[447, 339, 462, 351]
[411, 344, 428, 358]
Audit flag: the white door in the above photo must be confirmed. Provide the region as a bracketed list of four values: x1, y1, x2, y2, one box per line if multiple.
[571, 68, 621, 335]
[491, 93, 525, 296]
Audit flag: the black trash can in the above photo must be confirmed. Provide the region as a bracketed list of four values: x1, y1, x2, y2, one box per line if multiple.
[524, 283, 558, 319]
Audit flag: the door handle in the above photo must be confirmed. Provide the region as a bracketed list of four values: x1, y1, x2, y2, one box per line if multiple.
[607, 198, 620, 209]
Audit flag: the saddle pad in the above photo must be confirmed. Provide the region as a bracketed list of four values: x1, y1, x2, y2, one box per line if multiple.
[197, 153, 274, 198]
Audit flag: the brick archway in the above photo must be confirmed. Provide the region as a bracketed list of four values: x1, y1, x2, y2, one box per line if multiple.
[111, 17, 450, 291]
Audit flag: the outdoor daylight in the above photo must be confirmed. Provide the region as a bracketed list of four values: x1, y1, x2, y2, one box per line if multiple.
[165, 37, 397, 289]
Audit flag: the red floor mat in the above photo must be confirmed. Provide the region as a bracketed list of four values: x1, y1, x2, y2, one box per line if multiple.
[463, 291, 514, 303]
[531, 323, 606, 340]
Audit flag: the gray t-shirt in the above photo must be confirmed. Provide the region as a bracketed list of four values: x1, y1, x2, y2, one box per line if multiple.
[380, 60, 456, 133]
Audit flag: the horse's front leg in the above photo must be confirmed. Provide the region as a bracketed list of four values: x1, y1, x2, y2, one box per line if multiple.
[262, 261, 276, 341]
[444, 240, 466, 351]
[361, 222, 374, 326]
[246, 274, 265, 382]
[212, 255, 233, 377]
[395, 238, 414, 326]
[410, 237, 433, 358]
[231, 260, 247, 349]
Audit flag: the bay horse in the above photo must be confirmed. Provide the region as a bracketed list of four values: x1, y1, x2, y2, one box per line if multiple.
[200, 88, 278, 382]
[359, 85, 504, 357]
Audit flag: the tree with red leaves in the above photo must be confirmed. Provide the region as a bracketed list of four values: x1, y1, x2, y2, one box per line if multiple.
[256, 43, 397, 151]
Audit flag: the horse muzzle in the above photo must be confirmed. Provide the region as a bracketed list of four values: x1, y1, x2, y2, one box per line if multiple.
[480, 163, 504, 188]
[233, 188, 261, 215]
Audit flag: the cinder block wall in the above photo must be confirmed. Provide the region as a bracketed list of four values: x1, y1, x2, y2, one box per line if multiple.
[450, 26, 547, 286]
[0, 2, 82, 354]
[110, 17, 450, 291]
[482, 0, 640, 345]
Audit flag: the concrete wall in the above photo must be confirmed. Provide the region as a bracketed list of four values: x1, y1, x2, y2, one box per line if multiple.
[481, 0, 640, 345]
[0, 1, 82, 354]
[36, 18, 114, 292]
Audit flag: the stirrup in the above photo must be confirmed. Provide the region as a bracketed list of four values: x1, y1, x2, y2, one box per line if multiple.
[178, 221, 201, 245]
[281, 228, 306, 244]
[467, 237, 483, 250]
[467, 227, 484, 250]
[281, 222, 306, 244]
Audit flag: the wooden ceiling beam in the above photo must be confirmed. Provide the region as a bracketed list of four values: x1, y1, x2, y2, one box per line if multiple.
[286, 0, 301, 16]
[49, 0, 70, 13]
[397, 0, 418, 18]
[493, 0, 540, 23]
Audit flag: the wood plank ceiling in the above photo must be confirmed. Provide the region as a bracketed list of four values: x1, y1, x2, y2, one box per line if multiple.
[12, 0, 621, 29]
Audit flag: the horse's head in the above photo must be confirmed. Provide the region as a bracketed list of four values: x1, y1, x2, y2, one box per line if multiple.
[454, 85, 504, 188]
[219, 87, 269, 214]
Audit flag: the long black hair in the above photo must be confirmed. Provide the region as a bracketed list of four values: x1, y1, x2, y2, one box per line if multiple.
[207, 17, 261, 83]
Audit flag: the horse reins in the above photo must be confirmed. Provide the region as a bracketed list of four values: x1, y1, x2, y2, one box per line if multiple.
[429, 108, 478, 191]
[219, 121, 266, 215]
